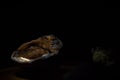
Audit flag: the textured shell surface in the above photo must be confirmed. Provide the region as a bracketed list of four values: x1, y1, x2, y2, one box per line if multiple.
[11, 34, 63, 63]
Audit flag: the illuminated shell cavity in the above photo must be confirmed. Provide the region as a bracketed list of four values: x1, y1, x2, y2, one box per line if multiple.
[11, 34, 63, 63]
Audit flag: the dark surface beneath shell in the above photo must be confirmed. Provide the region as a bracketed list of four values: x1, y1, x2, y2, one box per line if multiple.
[0, 28, 120, 80]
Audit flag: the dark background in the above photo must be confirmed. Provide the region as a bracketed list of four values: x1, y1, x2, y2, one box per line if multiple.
[0, 0, 24, 8]
[0, 9, 120, 80]
[0, 0, 105, 8]
[0, 25, 120, 80]
[0, 0, 63, 8]
[104, 0, 120, 8]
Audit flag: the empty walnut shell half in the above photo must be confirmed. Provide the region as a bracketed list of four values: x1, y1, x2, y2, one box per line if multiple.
[11, 34, 63, 63]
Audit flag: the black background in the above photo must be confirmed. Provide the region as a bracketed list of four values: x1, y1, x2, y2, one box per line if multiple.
[0, 8, 120, 80]
[104, 0, 120, 8]
[1, 0, 105, 8]
[0, 23, 120, 80]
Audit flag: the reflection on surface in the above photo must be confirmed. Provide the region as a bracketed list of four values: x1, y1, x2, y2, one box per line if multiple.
[0, 67, 28, 80]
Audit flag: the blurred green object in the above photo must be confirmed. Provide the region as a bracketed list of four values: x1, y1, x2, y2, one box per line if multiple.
[92, 47, 114, 66]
